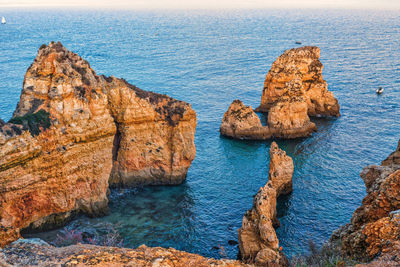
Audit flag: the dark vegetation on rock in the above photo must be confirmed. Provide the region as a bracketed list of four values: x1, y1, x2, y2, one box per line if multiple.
[8, 109, 51, 136]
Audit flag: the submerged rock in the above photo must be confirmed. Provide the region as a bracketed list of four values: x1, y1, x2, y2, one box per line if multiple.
[0, 42, 196, 247]
[256, 46, 340, 117]
[238, 142, 292, 266]
[330, 139, 400, 264]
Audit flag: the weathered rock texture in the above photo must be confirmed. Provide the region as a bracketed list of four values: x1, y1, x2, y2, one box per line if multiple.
[220, 100, 270, 140]
[238, 142, 292, 266]
[256, 46, 340, 117]
[266, 79, 317, 139]
[268, 142, 294, 196]
[220, 97, 315, 140]
[330, 139, 400, 264]
[0, 240, 248, 267]
[0, 42, 196, 247]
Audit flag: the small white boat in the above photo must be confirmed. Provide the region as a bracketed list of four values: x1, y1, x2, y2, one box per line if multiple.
[295, 41, 302, 45]
[376, 87, 384, 94]
[1, 17, 6, 24]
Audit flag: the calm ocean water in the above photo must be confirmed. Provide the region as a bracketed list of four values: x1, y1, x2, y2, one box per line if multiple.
[1, 9, 399, 258]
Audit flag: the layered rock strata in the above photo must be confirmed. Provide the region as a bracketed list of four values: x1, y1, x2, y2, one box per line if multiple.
[0, 240, 248, 267]
[238, 142, 293, 266]
[0, 42, 196, 247]
[331, 140, 400, 264]
[256, 46, 340, 117]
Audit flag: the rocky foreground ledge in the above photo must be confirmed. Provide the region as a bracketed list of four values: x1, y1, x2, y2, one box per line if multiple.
[0, 42, 196, 247]
[0, 240, 247, 267]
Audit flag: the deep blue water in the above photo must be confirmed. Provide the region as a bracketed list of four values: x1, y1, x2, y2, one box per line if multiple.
[1, 9, 400, 259]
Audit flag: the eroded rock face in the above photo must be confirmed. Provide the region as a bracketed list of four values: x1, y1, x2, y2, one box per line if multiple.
[0, 42, 196, 247]
[267, 79, 316, 139]
[256, 46, 340, 117]
[331, 140, 400, 264]
[238, 142, 292, 266]
[0, 241, 248, 267]
[268, 142, 294, 196]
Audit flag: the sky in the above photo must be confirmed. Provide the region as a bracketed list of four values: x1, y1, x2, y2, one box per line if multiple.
[0, 0, 399, 9]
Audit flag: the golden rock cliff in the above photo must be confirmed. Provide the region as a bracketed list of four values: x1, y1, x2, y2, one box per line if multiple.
[330, 140, 400, 265]
[256, 46, 340, 117]
[0, 42, 196, 247]
[238, 142, 293, 266]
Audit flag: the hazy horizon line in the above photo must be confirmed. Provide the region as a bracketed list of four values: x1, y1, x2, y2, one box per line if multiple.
[1, 6, 400, 11]
[1, 0, 400, 11]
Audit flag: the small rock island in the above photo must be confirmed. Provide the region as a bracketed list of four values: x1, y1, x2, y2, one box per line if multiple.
[220, 46, 340, 140]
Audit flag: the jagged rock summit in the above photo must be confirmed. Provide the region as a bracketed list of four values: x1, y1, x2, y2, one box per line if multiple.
[256, 46, 340, 117]
[238, 142, 293, 266]
[0, 42, 196, 247]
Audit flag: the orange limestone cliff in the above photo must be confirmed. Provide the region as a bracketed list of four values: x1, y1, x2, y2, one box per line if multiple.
[256, 46, 340, 117]
[0, 42, 196, 247]
[330, 139, 400, 266]
[238, 142, 293, 266]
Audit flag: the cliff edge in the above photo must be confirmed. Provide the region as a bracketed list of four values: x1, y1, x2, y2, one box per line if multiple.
[0, 42, 196, 247]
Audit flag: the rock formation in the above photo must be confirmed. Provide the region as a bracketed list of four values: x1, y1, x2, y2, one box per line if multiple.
[330, 139, 400, 265]
[220, 97, 315, 140]
[0, 42, 196, 247]
[220, 100, 271, 140]
[256, 46, 340, 117]
[266, 79, 317, 139]
[221, 46, 339, 140]
[238, 142, 293, 266]
[0, 240, 248, 267]
[268, 142, 294, 196]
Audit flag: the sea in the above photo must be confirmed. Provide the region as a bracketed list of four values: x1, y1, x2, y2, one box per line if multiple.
[0, 8, 399, 259]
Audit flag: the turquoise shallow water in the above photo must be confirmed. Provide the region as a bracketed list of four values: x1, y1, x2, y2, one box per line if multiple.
[1, 9, 400, 259]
